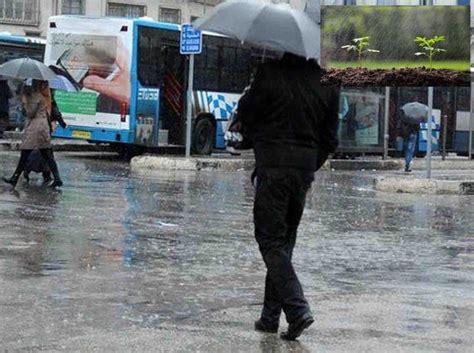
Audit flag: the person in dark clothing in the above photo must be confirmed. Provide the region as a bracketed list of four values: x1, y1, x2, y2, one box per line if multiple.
[236, 53, 339, 341]
[399, 109, 420, 172]
[0, 79, 13, 138]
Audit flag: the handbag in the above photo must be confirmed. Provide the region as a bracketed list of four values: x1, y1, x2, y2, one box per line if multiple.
[48, 100, 67, 132]
[51, 102, 62, 122]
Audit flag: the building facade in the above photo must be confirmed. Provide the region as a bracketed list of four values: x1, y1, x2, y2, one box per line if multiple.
[0, 0, 307, 38]
[322, 0, 467, 4]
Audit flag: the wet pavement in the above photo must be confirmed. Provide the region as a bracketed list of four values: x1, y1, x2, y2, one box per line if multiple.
[0, 151, 473, 352]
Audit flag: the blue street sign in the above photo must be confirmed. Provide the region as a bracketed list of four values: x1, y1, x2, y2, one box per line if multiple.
[180, 24, 202, 55]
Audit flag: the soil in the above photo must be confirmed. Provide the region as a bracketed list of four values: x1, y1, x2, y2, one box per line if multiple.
[321, 67, 470, 87]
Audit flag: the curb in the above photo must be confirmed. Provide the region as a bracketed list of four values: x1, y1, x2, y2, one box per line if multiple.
[0, 139, 109, 152]
[412, 160, 474, 170]
[374, 176, 474, 195]
[330, 160, 403, 171]
[131, 155, 255, 172]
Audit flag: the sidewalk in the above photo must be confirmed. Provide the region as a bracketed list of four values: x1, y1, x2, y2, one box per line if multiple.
[131, 154, 474, 195]
[131, 153, 256, 172]
[131, 153, 474, 173]
[374, 174, 474, 195]
[372, 161, 474, 195]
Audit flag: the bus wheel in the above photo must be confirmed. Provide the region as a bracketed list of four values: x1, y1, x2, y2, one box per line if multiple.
[192, 118, 214, 155]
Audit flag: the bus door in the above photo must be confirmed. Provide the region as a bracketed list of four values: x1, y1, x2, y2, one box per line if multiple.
[136, 26, 185, 147]
[136, 26, 163, 147]
[159, 43, 186, 146]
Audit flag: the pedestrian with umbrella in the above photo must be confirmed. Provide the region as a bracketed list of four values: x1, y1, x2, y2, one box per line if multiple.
[399, 101, 429, 172]
[0, 58, 63, 188]
[195, 0, 338, 341]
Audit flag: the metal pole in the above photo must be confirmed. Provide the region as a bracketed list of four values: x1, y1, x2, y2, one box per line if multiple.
[426, 87, 433, 178]
[304, 0, 321, 62]
[469, 82, 473, 160]
[441, 114, 447, 161]
[383, 87, 390, 160]
[185, 54, 194, 158]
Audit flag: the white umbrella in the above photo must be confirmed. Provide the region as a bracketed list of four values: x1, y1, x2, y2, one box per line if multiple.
[401, 102, 429, 124]
[0, 57, 57, 81]
[193, 0, 320, 59]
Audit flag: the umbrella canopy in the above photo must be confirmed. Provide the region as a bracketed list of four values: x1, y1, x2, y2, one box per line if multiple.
[193, 0, 320, 59]
[401, 102, 429, 124]
[49, 75, 78, 92]
[0, 58, 57, 81]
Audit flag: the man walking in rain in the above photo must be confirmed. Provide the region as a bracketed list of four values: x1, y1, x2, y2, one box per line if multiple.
[399, 100, 429, 172]
[236, 52, 339, 340]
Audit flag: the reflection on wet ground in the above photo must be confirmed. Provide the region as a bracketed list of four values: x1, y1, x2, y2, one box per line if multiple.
[0, 152, 473, 351]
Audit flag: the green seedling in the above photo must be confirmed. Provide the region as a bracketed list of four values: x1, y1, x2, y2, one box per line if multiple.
[341, 36, 380, 67]
[414, 36, 446, 71]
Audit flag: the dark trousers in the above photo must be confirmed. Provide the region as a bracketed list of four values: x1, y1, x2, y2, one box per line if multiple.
[254, 167, 314, 324]
[12, 149, 61, 182]
[0, 113, 8, 136]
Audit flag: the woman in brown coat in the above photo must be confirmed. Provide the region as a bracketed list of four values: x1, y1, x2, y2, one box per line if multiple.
[2, 80, 63, 188]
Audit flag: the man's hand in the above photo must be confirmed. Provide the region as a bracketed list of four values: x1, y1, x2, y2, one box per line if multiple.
[83, 48, 130, 104]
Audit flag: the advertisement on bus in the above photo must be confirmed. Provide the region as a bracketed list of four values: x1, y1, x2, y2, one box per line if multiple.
[45, 17, 133, 140]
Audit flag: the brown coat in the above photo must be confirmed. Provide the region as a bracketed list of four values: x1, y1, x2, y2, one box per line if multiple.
[20, 92, 51, 150]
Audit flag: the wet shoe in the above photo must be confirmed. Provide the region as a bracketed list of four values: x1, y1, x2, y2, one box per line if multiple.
[280, 313, 314, 341]
[42, 175, 52, 185]
[255, 318, 278, 333]
[48, 179, 63, 188]
[2, 176, 19, 187]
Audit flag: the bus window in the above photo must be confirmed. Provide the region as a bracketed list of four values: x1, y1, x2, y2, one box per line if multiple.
[220, 46, 236, 92]
[194, 35, 220, 91]
[137, 26, 181, 88]
[193, 47, 207, 90]
[138, 27, 163, 87]
[0, 35, 45, 64]
[221, 46, 251, 93]
[0, 35, 46, 130]
[194, 37, 253, 93]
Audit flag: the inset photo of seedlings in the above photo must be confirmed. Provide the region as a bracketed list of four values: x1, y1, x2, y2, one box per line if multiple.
[321, 6, 470, 86]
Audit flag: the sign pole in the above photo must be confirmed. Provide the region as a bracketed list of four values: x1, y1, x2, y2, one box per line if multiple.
[469, 82, 473, 160]
[304, 0, 321, 63]
[185, 54, 194, 158]
[180, 23, 202, 158]
[426, 87, 433, 179]
[383, 87, 390, 160]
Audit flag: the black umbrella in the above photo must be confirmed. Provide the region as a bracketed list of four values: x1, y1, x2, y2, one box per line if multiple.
[401, 102, 429, 124]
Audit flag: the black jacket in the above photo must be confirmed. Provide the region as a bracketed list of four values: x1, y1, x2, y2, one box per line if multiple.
[398, 110, 420, 139]
[0, 80, 12, 115]
[236, 54, 339, 171]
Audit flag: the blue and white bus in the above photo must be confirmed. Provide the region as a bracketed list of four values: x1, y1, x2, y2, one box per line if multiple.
[0, 33, 45, 64]
[44, 16, 265, 155]
[1, 34, 46, 130]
